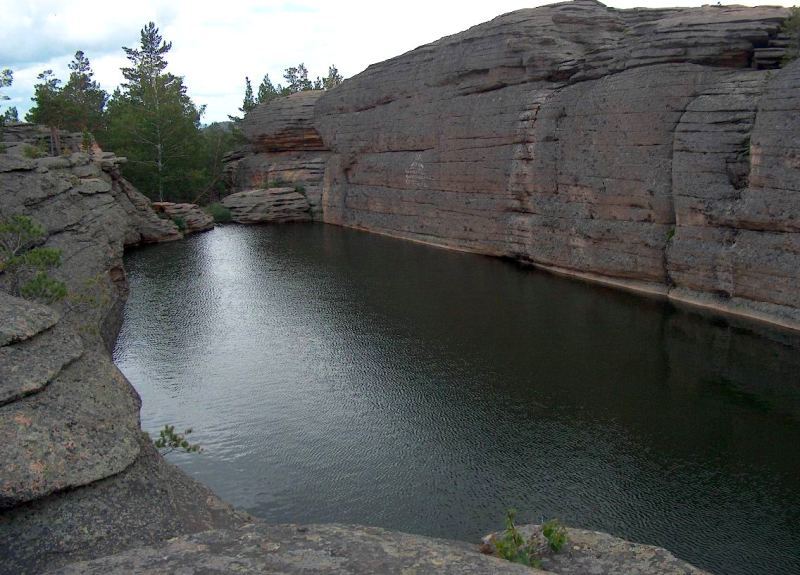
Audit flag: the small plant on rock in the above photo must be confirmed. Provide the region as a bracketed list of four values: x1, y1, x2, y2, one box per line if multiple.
[542, 519, 568, 552]
[22, 144, 45, 159]
[494, 509, 541, 568]
[152, 424, 202, 455]
[0, 215, 66, 303]
[172, 216, 187, 232]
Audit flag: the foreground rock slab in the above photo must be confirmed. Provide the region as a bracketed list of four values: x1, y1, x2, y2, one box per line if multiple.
[486, 524, 709, 575]
[46, 523, 542, 575]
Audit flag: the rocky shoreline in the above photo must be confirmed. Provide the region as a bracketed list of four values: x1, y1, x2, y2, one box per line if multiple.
[4, 0, 799, 571]
[0, 126, 709, 573]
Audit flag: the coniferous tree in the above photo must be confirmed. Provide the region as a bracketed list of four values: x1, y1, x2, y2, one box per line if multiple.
[241, 77, 256, 114]
[313, 65, 344, 91]
[257, 74, 280, 104]
[1, 69, 12, 126]
[26, 70, 66, 154]
[62, 51, 107, 133]
[101, 22, 206, 202]
[282, 63, 313, 94]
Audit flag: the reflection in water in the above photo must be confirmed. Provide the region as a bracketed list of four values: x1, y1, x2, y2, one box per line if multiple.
[115, 224, 800, 575]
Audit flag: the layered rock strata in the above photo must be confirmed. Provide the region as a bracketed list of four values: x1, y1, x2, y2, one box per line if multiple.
[221, 187, 312, 223]
[230, 0, 799, 330]
[151, 201, 215, 233]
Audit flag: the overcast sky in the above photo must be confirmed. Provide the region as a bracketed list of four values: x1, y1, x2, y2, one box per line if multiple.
[1, 0, 794, 122]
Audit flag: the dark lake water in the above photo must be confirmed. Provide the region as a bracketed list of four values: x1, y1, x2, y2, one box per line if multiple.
[114, 224, 800, 575]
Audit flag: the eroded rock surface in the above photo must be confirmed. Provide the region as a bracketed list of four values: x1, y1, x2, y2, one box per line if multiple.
[229, 0, 799, 330]
[152, 201, 215, 233]
[485, 524, 710, 575]
[222, 187, 312, 223]
[45, 523, 542, 575]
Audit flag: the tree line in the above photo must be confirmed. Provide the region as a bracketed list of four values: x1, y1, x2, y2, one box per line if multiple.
[0, 22, 343, 204]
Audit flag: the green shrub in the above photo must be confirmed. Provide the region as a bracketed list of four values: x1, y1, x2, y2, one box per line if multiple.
[494, 509, 541, 568]
[205, 202, 232, 223]
[542, 519, 568, 552]
[22, 144, 45, 159]
[20, 271, 68, 303]
[0, 215, 66, 303]
[172, 216, 187, 232]
[152, 424, 202, 455]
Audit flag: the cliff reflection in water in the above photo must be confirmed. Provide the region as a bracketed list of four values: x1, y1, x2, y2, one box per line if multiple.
[115, 224, 800, 575]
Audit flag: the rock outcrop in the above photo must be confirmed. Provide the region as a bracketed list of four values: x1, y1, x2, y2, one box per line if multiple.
[221, 187, 312, 223]
[484, 524, 709, 575]
[225, 91, 329, 218]
[151, 201, 215, 233]
[229, 0, 800, 331]
[0, 126, 243, 573]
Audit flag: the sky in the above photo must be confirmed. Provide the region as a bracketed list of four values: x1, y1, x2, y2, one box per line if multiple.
[1, 0, 795, 123]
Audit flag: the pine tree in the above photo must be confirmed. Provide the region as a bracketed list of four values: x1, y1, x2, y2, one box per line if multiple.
[282, 63, 313, 94]
[26, 70, 66, 154]
[257, 74, 280, 104]
[322, 65, 344, 90]
[101, 22, 206, 202]
[1, 69, 13, 127]
[62, 51, 107, 133]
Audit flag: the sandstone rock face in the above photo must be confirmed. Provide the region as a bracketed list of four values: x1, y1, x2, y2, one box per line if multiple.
[0, 126, 242, 572]
[225, 91, 329, 218]
[229, 0, 798, 330]
[151, 201, 215, 233]
[221, 187, 312, 223]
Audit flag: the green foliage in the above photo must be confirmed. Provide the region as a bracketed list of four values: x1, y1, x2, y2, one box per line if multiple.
[199, 122, 241, 201]
[205, 202, 232, 223]
[20, 272, 68, 303]
[22, 144, 45, 159]
[152, 424, 202, 455]
[99, 22, 207, 203]
[26, 53, 107, 154]
[0, 68, 12, 126]
[542, 519, 567, 552]
[257, 74, 280, 104]
[0, 215, 66, 303]
[314, 65, 344, 91]
[494, 509, 541, 568]
[666, 226, 676, 241]
[783, 7, 800, 64]
[282, 63, 313, 93]
[172, 216, 187, 231]
[294, 184, 306, 194]
[492, 510, 568, 567]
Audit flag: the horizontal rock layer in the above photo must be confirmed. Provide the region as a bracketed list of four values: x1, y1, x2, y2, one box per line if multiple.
[230, 0, 799, 330]
[151, 201, 215, 233]
[222, 187, 312, 223]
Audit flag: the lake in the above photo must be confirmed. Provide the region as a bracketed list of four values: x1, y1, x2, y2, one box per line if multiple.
[114, 223, 800, 575]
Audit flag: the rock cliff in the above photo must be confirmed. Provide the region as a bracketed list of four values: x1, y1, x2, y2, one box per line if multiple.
[230, 0, 799, 331]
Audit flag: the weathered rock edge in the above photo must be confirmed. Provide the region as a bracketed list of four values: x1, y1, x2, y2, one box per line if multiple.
[228, 0, 800, 332]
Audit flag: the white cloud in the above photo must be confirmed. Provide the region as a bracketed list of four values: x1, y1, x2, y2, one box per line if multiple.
[1, 0, 795, 122]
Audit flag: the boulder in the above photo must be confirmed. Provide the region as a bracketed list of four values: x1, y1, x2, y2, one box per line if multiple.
[221, 188, 312, 223]
[151, 202, 215, 234]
